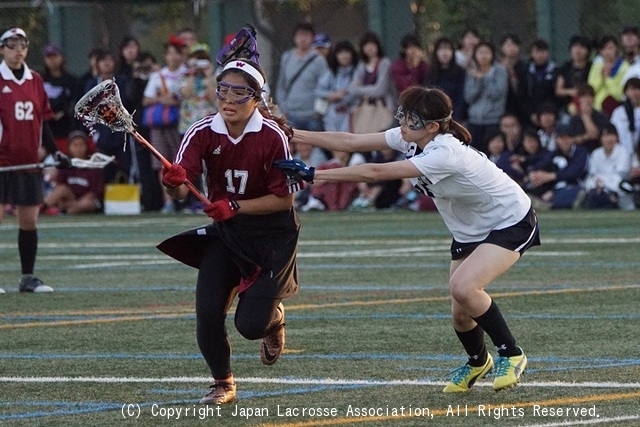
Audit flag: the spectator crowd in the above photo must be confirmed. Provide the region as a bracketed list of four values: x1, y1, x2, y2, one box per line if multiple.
[6, 23, 640, 216]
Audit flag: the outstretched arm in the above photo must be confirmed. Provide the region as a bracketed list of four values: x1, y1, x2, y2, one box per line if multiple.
[276, 158, 421, 184]
[292, 129, 390, 153]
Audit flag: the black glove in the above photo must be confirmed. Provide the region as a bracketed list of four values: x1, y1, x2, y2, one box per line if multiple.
[54, 151, 72, 169]
[273, 159, 315, 183]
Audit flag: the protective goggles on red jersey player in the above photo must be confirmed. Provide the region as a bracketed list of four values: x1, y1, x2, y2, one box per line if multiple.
[216, 82, 256, 104]
[394, 106, 452, 130]
[2, 36, 29, 50]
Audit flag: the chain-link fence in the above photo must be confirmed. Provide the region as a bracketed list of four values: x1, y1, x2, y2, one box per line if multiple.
[1, 0, 640, 80]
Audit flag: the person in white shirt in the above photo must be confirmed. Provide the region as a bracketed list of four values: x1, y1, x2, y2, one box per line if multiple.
[277, 86, 539, 393]
[583, 124, 634, 210]
[610, 77, 640, 157]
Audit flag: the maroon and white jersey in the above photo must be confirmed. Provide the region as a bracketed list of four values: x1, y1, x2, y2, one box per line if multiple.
[176, 109, 300, 202]
[0, 60, 54, 167]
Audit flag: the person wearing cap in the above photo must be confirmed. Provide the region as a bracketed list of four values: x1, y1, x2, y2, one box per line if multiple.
[555, 35, 592, 119]
[178, 43, 217, 135]
[526, 122, 588, 209]
[0, 27, 67, 293]
[277, 86, 539, 393]
[41, 42, 79, 154]
[312, 32, 332, 59]
[42, 131, 104, 215]
[157, 59, 301, 405]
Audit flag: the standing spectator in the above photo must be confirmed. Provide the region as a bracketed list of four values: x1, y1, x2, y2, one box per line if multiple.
[425, 37, 466, 122]
[177, 27, 198, 49]
[555, 35, 592, 120]
[115, 36, 140, 111]
[567, 83, 610, 152]
[143, 35, 188, 213]
[41, 43, 78, 154]
[464, 41, 508, 153]
[276, 22, 328, 132]
[588, 35, 628, 117]
[583, 124, 633, 210]
[76, 47, 102, 102]
[348, 31, 396, 131]
[620, 25, 640, 67]
[0, 27, 61, 293]
[125, 51, 163, 211]
[499, 33, 527, 122]
[526, 123, 588, 210]
[179, 43, 217, 135]
[390, 33, 429, 95]
[312, 32, 332, 59]
[455, 27, 481, 70]
[516, 39, 558, 127]
[42, 130, 104, 215]
[610, 77, 640, 157]
[315, 40, 359, 132]
[157, 59, 300, 405]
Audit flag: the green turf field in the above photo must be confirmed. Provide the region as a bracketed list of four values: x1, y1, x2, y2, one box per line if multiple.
[1, 209, 639, 426]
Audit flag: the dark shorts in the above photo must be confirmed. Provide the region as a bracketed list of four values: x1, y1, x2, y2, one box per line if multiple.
[450, 208, 540, 260]
[0, 171, 44, 205]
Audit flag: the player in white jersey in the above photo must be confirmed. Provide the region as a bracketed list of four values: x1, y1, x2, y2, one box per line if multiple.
[276, 86, 540, 392]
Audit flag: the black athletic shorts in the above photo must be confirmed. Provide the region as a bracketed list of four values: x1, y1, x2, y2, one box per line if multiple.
[450, 207, 540, 260]
[0, 171, 44, 206]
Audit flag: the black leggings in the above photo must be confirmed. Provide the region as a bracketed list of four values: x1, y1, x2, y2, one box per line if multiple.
[196, 240, 282, 379]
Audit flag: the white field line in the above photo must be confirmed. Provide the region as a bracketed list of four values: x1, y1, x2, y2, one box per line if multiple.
[1, 376, 639, 389]
[520, 415, 640, 427]
[1, 236, 639, 250]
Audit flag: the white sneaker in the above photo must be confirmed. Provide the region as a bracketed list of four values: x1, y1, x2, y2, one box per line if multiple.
[19, 276, 54, 293]
[301, 196, 325, 212]
[0, 287, 5, 294]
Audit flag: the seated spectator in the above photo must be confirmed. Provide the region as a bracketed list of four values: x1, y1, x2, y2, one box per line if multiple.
[583, 124, 633, 210]
[618, 145, 640, 208]
[498, 127, 549, 186]
[566, 83, 610, 152]
[292, 140, 328, 209]
[536, 102, 559, 151]
[525, 123, 588, 209]
[499, 111, 523, 152]
[610, 77, 640, 157]
[351, 148, 404, 210]
[302, 150, 366, 211]
[485, 130, 510, 164]
[42, 131, 104, 215]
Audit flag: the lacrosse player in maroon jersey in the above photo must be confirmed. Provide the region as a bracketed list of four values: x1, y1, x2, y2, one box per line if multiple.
[157, 59, 301, 404]
[0, 27, 69, 294]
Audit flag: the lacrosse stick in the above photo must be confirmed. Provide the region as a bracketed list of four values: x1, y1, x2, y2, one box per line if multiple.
[216, 24, 260, 66]
[74, 79, 209, 205]
[0, 152, 115, 173]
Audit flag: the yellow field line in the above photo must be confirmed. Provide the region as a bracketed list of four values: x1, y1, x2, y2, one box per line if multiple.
[258, 390, 640, 427]
[1, 284, 637, 330]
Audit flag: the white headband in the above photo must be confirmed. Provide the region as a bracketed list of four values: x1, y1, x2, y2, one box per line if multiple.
[1, 27, 27, 42]
[222, 60, 265, 89]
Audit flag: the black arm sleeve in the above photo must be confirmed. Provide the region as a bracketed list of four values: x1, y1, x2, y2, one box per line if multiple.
[42, 120, 58, 155]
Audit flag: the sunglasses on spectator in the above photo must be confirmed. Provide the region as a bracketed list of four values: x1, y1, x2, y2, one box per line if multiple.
[216, 82, 256, 104]
[2, 37, 29, 50]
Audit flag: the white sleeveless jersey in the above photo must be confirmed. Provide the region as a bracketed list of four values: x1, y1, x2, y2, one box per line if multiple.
[385, 127, 531, 242]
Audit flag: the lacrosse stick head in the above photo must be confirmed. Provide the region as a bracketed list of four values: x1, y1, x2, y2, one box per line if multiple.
[216, 24, 260, 66]
[74, 79, 135, 134]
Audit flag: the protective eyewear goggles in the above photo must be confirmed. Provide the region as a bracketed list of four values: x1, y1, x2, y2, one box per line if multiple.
[216, 82, 256, 104]
[394, 107, 452, 131]
[2, 37, 29, 50]
[394, 107, 428, 130]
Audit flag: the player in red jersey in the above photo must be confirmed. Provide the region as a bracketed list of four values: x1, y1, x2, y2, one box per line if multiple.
[157, 59, 301, 404]
[0, 27, 69, 293]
